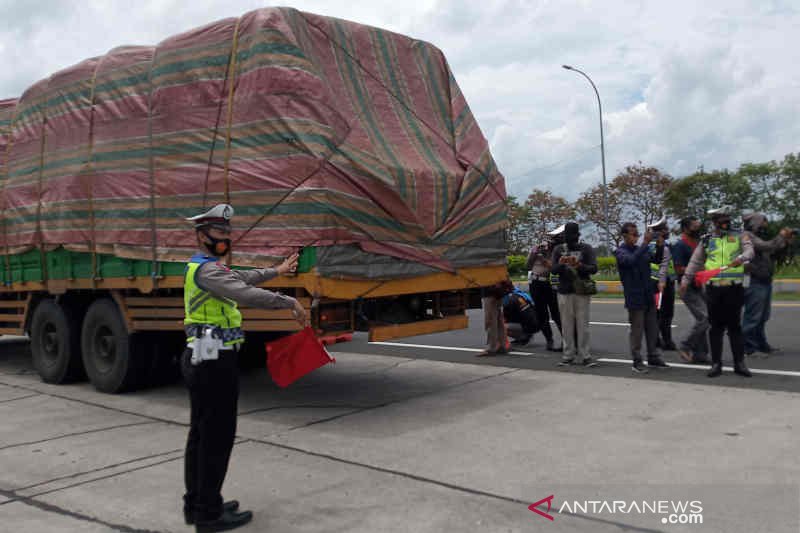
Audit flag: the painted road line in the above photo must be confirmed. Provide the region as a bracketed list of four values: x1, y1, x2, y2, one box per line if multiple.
[591, 299, 800, 308]
[550, 320, 675, 328]
[597, 358, 800, 377]
[368, 342, 538, 357]
[370, 342, 800, 378]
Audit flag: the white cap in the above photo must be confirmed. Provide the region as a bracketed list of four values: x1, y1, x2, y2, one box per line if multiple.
[707, 206, 734, 217]
[185, 204, 234, 228]
[647, 215, 667, 230]
[547, 224, 566, 236]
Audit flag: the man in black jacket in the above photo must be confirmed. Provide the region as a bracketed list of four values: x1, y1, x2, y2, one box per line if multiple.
[551, 222, 598, 366]
[741, 213, 793, 356]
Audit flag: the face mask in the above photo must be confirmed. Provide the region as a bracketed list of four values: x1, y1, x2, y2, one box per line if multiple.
[566, 235, 579, 248]
[717, 220, 731, 232]
[688, 229, 702, 239]
[201, 230, 231, 257]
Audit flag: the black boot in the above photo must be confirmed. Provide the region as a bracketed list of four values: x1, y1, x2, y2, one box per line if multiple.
[195, 509, 253, 533]
[733, 358, 752, 378]
[707, 363, 723, 378]
[185, 501, 240, 525]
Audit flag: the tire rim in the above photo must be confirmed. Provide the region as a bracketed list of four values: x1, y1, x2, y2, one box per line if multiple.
[40, 322, 60, 367]
[92, 325, 116, 374]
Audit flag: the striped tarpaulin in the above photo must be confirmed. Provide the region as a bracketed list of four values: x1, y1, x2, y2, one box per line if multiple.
[0, 8, 507, 278]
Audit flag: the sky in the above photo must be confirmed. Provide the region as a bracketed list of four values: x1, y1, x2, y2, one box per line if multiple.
[1, 0, 798, 201]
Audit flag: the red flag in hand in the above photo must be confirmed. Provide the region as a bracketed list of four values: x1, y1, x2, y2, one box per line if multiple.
[266, 327, 335, 388]
[693, 266, 728, 288]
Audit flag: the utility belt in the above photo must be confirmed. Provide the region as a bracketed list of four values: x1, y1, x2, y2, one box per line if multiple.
[530, 274, 550, 282]
[185, 324, 243, 366]
[706, 279, 743, 287]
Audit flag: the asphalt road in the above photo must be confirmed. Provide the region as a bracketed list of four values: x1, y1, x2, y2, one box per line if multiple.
[1, 299, 799, 532]
[332, 299, 800, 393]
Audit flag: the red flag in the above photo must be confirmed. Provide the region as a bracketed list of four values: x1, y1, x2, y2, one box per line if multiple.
[654, 290, 662, 310]
[693, 266, 727, 287]
[265, 327, 335, 388]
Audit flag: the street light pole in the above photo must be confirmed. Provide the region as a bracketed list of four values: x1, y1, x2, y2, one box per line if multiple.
[563, 64, 610, 252]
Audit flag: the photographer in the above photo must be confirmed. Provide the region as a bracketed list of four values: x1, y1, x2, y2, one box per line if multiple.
[526, 234, 562, 351]
[551, 222, 597, 366]
[741, 213, 793, 356]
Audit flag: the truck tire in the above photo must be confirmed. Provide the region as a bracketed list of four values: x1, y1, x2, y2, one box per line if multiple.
[30, 299, 85, 384]
[81, 299, 143, 393]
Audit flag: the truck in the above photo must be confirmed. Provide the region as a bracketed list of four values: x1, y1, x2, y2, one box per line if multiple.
[0, 7, 508, 393]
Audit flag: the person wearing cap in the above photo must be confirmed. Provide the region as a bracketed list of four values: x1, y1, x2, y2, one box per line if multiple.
[181, 204, 306, 532]
[680, 206, 754, 378]
[647, 216, 677, 351]
[551, 222, 598, 366]
[672, 216, 710, 364]
[526, 231, 562, 351]
[741, 213, 793, 356]
[615, 222, 670, 373]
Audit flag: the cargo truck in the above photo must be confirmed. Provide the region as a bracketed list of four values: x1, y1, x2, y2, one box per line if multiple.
[0, 7, 508, 393]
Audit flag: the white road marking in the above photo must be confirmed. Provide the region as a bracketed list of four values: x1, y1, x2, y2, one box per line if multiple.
[549, 320, 676, 328]
[367, 342, 537, 357]
[597, 358, 800, 377]
[369, 342, 800, 378]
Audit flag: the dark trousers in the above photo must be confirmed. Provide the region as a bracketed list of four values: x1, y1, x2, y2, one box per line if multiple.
[706, 285, 745, 365]
[657, 280, 675, 345]
[530, 280, 562, 341]
[743, 279, 772, 353]
[181, 348, 240, 521]
[628, 305, 659, 362]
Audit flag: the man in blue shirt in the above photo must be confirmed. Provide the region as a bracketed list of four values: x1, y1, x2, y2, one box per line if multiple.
[614, 222, 670, 373]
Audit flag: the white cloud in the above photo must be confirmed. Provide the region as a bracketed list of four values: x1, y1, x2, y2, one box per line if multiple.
[1, 0, 797, 202]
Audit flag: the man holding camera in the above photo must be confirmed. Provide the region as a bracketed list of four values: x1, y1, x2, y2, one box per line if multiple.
[551, 222, 597, 366]
[741, 213, 793, 356]
[615, 222, 670, 373]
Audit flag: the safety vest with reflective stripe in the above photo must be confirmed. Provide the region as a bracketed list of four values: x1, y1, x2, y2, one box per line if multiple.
[647, 243, 672, 281]
[704, 233, 745, 281]
[184, 254, 243, 345]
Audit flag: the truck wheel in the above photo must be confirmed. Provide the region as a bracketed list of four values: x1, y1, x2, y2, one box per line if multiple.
[30, 299, 85, 384]
[81, 299, 142, 393]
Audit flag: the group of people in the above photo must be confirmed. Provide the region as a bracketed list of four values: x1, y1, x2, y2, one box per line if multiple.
[481, 206, 793, 379]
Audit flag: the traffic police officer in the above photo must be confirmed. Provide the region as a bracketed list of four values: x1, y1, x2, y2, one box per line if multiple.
[680, 206, 754, 378]
[647, 216, 677, 350]
[181, 204, 306, 532]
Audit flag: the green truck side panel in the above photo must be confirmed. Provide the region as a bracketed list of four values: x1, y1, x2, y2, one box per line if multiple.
[0, 247, 316, 284]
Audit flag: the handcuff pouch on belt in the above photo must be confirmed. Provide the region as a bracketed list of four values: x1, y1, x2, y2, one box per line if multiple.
[187, 325, 233, 366]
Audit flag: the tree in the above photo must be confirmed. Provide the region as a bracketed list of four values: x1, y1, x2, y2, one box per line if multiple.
[523, 189, 576, 247]
[664, 169, 751, 220]
[736, 160, 782, 217]
[612, 163, 673, 227]
[575, 183, 625, 248]
[775, 153, 800, 227]
[505, 196, 531, 255]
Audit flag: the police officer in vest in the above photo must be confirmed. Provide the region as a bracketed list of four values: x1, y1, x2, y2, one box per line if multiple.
[680, 206, 754, 378]
[182, 204, 306, 532]
[647, 216, 677, 350]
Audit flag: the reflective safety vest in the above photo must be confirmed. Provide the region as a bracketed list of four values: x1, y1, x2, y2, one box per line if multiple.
[647, 243, 672, 282]
[184, 254, 244, 346]
[704, 233, 745, 281]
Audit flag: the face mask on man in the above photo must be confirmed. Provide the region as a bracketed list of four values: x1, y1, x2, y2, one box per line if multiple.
[201, 230, 231, 257]
[716, 218, 731, 232]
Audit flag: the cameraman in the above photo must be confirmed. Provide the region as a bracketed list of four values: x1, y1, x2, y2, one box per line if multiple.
[741, 213, 793, 356]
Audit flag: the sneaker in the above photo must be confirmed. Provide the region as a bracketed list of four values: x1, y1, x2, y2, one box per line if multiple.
[632, 361, 649, 374]
[581, 358, 598, 368]
[557, 357, 575, 366]
[647, 357, 670, 368]
[510, 337, 531, 346]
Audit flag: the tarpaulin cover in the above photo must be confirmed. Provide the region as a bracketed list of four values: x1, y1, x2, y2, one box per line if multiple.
[0, 7, 507, 278]
[266, 326, 335, 387]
